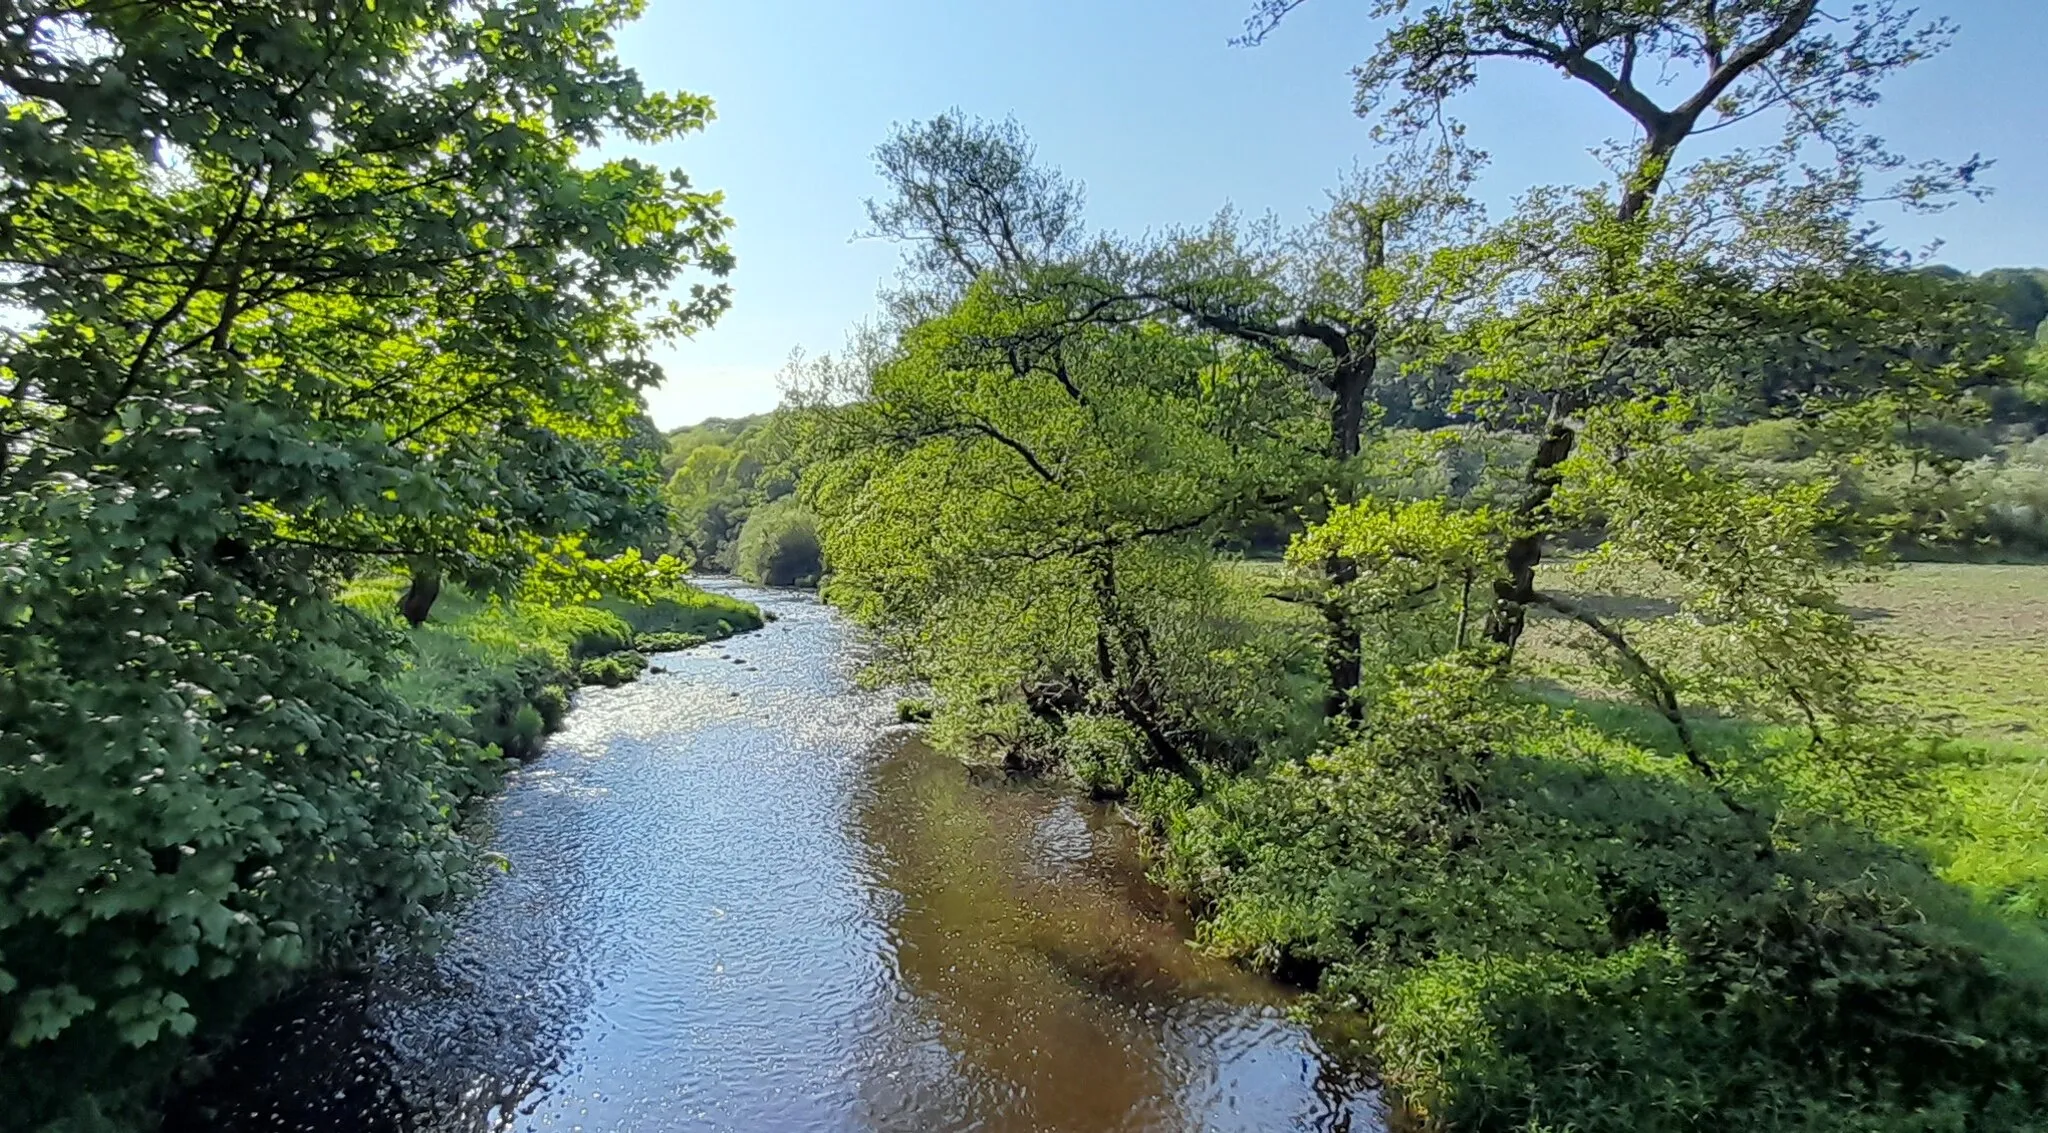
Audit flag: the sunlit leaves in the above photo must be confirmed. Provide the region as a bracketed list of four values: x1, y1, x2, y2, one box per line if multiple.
[0, 0, 730, 1120]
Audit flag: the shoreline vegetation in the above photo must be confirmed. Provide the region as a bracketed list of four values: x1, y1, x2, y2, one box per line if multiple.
[781, 2, 2048, 1119]
[340, 576, 766, 760]
[886, 560, 2048, 1121]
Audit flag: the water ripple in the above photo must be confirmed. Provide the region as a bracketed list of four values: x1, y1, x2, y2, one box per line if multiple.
[167, 583, 1384, 1132]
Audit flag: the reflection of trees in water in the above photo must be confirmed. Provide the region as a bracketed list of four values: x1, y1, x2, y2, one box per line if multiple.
[848, 738, 1180, 1131]
[848, 737, 1377, 1132]
[163, 772, 610, 1133]
[162, 978, 409, 1133]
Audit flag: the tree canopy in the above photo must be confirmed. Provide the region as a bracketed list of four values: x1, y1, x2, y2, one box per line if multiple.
[0, 2, 728, 1124]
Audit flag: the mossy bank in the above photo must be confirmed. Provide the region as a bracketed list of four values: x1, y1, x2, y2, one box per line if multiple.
[342, 576, 765, 760]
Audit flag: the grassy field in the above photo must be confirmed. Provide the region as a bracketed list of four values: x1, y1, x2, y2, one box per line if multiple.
[1838, 564, 2048, 742]
[1520, 561, 2048, 744]
[1226, 557, 2048, 913]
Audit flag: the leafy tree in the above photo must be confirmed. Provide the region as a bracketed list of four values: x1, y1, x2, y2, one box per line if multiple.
[810, 270, 1317, 777]
[1134, 147, 1479, 461]
[0, 0, 728, 1124]
[732, 497, 823, 587]
[1974, 267, 2048, 336]
[659, 411, 801, 569]
[863, 111, 1087, 322]
[1248, 0, 1986, 653]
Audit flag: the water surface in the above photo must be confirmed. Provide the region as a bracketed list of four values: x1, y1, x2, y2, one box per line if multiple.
[170, 584, 1382, 1132]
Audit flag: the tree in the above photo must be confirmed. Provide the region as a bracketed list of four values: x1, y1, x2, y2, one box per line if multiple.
[1247, 0, 1980, 653]
[1136, 147, 1479, 461]
[863, 112, 1086, 322]
[0, 1, 729, 1122]
[811, 272, 1315, 778]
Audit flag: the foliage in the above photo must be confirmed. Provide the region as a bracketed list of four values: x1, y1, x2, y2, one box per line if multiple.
[1158, 665, 2048, 1132]
[577, 651, 649, 688]
[659, 411, 803, 569]
[634, 631, 708, 654]
[0, 1, 732, 1126]
[733, 497, 825, 588]
[809, 251, 1323, 777]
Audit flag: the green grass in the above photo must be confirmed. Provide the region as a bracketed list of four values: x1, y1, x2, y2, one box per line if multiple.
[341, 576, 763, 757]
[1153, 564, 2048, 1129]
[1515, 562, 2048, 918]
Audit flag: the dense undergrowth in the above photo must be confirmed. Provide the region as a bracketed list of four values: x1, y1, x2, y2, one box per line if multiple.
[4, 578, 758, 1132]
[1140, 669, 2048, 1131]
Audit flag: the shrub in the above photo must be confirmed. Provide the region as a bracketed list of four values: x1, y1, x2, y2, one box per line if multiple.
[734, 498, 824, 587]
[562, 608, 635, 660]
[634, 631, 707, 653]
[1059, 714, 1149, 797]
[503, 704, 547, 759]
[1151, 668, 2048, 1132]
[577, 652, 648, 687]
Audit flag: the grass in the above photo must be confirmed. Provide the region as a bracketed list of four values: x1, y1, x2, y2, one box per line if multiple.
[1838, 564, 2048, 741]
[341, 575, 763, 757]
[1519, 562, 2048, 745]
[1224, 556, 2048, 915]
[1517, 561, 2048, 919]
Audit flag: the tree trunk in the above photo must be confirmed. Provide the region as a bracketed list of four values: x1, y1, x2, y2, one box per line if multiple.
[1487, 138, 1676, 656]
[1088, 546, 1187, 773]
[1485, 406, 1578, 654]
[1322, 560, 1363, 721]
[399, 568, 441, 627]
[1329, 356, 1373, 461]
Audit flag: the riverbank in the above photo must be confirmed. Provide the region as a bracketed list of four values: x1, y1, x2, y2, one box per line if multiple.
[918, 561, 2048, 1130]
[163, 584, 1376, 1132]
[341, 575, 766, 759]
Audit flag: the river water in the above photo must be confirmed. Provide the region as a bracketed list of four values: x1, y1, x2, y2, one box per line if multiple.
[168, 584, 1384, 1132]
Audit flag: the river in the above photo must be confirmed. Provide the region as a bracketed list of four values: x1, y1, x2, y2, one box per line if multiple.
[167, 583, 1384, 1132]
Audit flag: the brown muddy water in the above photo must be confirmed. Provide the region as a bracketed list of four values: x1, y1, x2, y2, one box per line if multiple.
[167, 584, 1384, 1132]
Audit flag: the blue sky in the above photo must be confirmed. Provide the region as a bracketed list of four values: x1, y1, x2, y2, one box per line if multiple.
[610, 1, 2048, 429]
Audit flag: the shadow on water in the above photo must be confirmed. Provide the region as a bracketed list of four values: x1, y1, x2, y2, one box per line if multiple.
[167, 584, 1383, 1133]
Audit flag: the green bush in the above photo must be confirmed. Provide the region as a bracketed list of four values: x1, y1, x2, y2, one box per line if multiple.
[1058, 714, 1149, 798]
[564, 610, 635, 660]
[634, 631, 707, 653]
[1152, 667, 2048, 1131]
[577, 651, 649, 687]
[734, 498, 824, 587]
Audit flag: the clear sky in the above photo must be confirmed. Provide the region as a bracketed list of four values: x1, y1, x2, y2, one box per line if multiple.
[609, 1, 2048, 429]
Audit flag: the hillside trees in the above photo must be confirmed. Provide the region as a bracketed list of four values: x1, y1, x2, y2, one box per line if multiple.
[0, 1, 730, 1124]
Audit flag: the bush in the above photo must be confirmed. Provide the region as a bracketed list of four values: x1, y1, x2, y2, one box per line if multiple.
[734, 498, 824, 587]
[634, 631, 707, 653]
[577, 651, 648, 687]
[1151, 668, 2048, 1132]
[1058, 714, 1149, 798]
